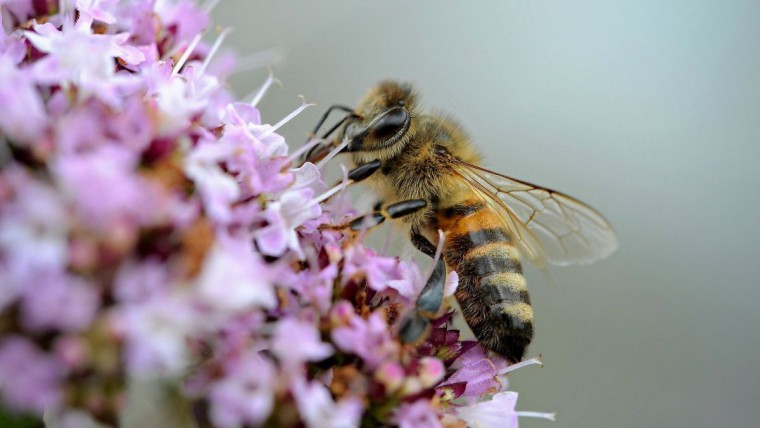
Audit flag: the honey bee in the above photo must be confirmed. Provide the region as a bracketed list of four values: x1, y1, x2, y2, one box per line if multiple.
[311, 81, 617, 363]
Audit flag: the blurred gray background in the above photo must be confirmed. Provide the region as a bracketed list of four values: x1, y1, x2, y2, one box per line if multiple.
[212, 1, 760, 427]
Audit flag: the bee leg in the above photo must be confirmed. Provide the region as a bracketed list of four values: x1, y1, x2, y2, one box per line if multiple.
[314, 160, 382, 216]
[347, 199, 427, 232]
[308, 104, 354, 141]
[410, 228, 447, 314]
[410, 227, 437, 258]
[303, 105, 361, 162]
[398, 312, 430, 344]
[399, 229, 447, 343]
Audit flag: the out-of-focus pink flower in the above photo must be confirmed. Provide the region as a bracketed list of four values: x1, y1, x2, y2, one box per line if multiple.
[154, 0, 209, 46]
[0, 19, 26, 60]
[271, 318, 333, 370]
[113, 258, 172, 303]
[54, 410, 104, 428]
[0, 54, 48, 142]
[331, 304, 398, 370]
[113, 295, 198, 375]
[25, 22, 144, 106]
[195, 233, 277, 313]
[54, 144, 164, 232]
[375, 360, 406, 393]
[20, 271, 99, 333]
[1, 1, 32, 21]
[208, 350, 276, 428]
[0, 168, 68, 309]
[291, 378, 363, 428]
[76, 0, 118, 24]
[281, 263, 338, 315]
[456, 391, 520, 428]
[0, 337, 64, 413]
[394, 400, 442, 428]
[111, 0, 157, 45]
[418, 357, 445, 388]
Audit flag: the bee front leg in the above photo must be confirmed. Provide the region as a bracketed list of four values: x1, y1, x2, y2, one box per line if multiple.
[303, 105, 361, 163]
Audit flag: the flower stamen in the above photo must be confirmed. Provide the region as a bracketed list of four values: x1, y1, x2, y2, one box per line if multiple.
[498, 355, 543, 375]
[199, 27, 232, 76]
[172, 33, 203, 76]
[235, 49, 285, 74]
[286, 137, 323, 165]
[201, 0, 223, 13]
[516, 411, 557, 421]
[316, 137, 350, 170]
[308, 178, 351, 208]
[259, 96, 314, 138]
[250, 69, 281, 107]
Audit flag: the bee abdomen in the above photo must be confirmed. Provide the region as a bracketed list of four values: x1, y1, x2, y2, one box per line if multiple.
[443, 222, 533, 363]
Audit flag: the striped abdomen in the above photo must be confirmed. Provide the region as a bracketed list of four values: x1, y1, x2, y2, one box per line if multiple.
[436, 200, 533, 363]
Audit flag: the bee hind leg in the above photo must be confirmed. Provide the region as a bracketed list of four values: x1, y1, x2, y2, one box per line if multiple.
[399, 229, 447, 343]
[411, 229, 446, 316]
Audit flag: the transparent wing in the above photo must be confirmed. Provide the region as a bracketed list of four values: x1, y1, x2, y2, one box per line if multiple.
[452, 159, 617, 267]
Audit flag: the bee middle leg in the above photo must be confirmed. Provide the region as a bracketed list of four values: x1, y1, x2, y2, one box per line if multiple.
[345, 199, 428, 232]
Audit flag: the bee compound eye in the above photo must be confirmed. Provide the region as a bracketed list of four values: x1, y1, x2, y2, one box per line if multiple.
[369, 108, 409, 141]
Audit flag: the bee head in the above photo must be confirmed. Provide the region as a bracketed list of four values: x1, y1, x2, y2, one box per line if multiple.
[343, 81, 418, 157]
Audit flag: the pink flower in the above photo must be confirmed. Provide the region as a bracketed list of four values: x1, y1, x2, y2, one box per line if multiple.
[343, 244, 406, 292]
[292, 378, 363, 428]
[256, 187, 321, 258]
[331, 303, 398, 369]
[0, 54, 48, 143]
[76, 0, 118, 24]
[195, 233, 277, 313]
[20, 271, 99, 333]
[148, 69, 214, 135]
[271, 318, 333, 370]
[113, 295, 198, 374]
[54, 144, 165, 232]
[184, 138, 242, 223]
[0, 0, 553, 424]
[0, 0, 33, 22]
[113, 258, 172, 303]
[455, 391, 519, 428]
[394, 400, 442, 428]
[439, 357, 501, 399]
[0, 168, 68, 309]
[0, 337, 64, 413]
[25, 22, 144, 106]
[208, 350, 276, 427]
[153, 0, 209, 47]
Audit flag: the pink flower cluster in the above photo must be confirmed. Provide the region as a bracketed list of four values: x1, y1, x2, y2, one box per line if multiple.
[0, 1, 551, 427]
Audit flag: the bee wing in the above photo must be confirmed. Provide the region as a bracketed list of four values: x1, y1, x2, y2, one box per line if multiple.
[451, 159, 618, 267]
